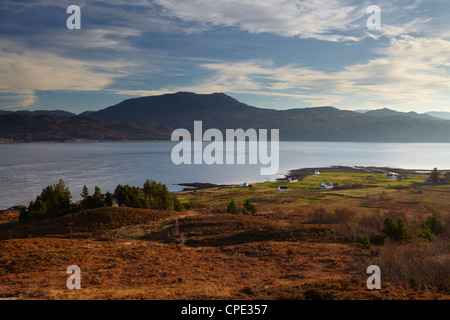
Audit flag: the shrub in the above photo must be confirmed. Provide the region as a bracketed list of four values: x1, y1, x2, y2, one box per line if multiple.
[369, 238, 450, 292]
[356, 236, 371, 250]
[172, 195, 184, 212]
[242, 200, 258, 215]
[381, 217, 411, 242]
[423, 213, 443, 235]
[226, 200, 238, 214]
[417, 227, 435, 241]
[417, 213, 444, 241]
[310, 207, 336, 224]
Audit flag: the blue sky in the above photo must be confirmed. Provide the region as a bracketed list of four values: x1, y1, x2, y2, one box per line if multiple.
[0, 0, 449, 114]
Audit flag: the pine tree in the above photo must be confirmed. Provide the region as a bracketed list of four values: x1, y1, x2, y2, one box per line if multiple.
[160, 185, 173, 210]
[104, 192, 113, 207]
[396, 218, 411, 241]
[430, 167, 440, 184]
[172, 195, 184, 212]
[81, 185, 89, 201]
[91, 186, 103, 208]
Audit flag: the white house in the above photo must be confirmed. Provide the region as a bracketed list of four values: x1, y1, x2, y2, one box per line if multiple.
[238, 182, 249, 188]
[386, 173, 397, 179]
[314, 170, 320, 175]
[277, 186, 290, 191]
[319, 181, 333, 189]
[287, 177, 298, 183]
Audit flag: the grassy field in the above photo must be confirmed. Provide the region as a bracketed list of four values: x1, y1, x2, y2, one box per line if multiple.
[0, 168, 449, 300]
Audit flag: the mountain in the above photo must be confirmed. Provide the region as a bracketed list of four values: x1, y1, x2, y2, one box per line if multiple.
[425, 111, 450, 121]
[0, 110, 76, 117]
[90, 92, 450, 142]
[92, 92, 269, 130]
[0, 114, 171, 141]
[78, 111, 95, 116]
[364, 108, 439, 120]
[3, 92, 450, 142]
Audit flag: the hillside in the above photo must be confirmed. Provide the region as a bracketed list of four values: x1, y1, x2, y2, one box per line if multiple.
[3, 92, 450, 142]
[426, 111, 450, 120]
[0, 169, 449, 300]
[0, 110, 76, 117]
[0, 114, 171, 141]
[92, 92, 450, 142]
[364, 108, 439, 120]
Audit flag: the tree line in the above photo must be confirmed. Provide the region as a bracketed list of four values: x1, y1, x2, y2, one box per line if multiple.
[19, 179, 183, 223]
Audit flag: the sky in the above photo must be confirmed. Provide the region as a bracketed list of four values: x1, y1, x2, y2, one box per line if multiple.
[0, 0, 450, 114]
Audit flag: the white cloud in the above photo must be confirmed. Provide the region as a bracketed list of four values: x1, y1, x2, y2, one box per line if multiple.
[133, 36, 450, 110]
[0, 40, 133, 108]
[154, 0, 364, 41]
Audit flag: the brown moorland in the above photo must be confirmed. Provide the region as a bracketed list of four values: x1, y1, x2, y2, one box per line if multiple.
[0, 169, 449, 300]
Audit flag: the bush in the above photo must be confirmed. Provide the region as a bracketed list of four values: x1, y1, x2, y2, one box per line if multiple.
[310, 208, 337, 224]
[226, 200, 238, 214]
[356, 236, 371, 250]
[417, 213, 444, 241]
[381, 217, 411, 242]
[242, 200, 258, 215]
[423, 213, 443, 235]
[369, 238, 450, 292]
[417, 228, 435, 241]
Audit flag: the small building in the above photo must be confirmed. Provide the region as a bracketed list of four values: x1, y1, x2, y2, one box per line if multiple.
[239, 182, 249, 188]
[386, 173, 397, 179]
[277, 186, 290, 191]
[287, 177, 298, 183]
[319, 181, 333, 189]
[314, 170, 320, 175]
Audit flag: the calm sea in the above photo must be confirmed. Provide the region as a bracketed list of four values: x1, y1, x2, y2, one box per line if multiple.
[0, 141, 449, 209]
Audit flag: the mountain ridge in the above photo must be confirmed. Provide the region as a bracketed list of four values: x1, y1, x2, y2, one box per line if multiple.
[2, 92, 450, 142]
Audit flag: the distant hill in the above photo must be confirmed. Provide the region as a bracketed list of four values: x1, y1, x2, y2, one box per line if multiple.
[91, 92, 450, 142]
[78, 111, 95, 117]
[0, 114, 171, 141]
[364, 108, 439, 120]
[425, 111, 450, 121]
[3, 92, 450, 142]
[0, 110, 76, 117]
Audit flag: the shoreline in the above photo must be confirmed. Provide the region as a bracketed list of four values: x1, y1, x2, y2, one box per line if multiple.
[176, 165, 440, 192]
[1, 165, 443, 210]
[286, 165, 438, 178]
